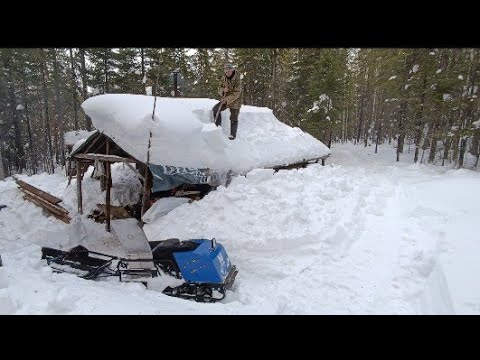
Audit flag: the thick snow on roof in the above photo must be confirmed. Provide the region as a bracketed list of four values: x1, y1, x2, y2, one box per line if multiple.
[81, 94, 330, 173]
[64, 130, 97, 147]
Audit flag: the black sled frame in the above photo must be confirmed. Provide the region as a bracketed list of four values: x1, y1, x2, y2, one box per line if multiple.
[41, 245, 233, 303]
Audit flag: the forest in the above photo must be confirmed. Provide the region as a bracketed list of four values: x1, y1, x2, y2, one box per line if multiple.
[0, 48, 479, 178]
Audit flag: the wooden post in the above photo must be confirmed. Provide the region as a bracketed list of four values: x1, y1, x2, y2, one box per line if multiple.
[106, 161, 111, 232]
[140, 165, 150, 220]
[105, 138, 111, 232]
[76, 160, 83, 214]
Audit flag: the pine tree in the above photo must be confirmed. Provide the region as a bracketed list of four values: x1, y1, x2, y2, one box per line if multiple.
[115, 48, 143, 94]
[0, 49, 26, 172]
[39, 48, 55, 173]
[302, 49, 349, 146]
[79, 48, 92, 130]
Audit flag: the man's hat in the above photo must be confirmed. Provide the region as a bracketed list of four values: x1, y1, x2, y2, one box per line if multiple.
[224, 63, 235, 70]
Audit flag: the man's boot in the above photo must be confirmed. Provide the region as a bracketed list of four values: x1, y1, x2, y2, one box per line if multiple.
[214, 110, 222, 127]
[229, 120, 238, 140]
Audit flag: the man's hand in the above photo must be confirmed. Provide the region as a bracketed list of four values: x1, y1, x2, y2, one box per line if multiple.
[224, 86, 229, 94]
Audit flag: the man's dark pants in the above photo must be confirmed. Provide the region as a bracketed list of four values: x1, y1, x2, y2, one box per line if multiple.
[213, 101, 239, 138]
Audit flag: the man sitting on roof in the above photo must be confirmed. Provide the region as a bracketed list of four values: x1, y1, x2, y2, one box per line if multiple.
[212, 63, 243, 140]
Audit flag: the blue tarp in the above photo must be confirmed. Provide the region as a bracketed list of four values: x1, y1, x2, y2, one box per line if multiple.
[149, 164, 218, 192]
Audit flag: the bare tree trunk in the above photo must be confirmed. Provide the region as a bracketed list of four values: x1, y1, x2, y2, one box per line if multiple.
[69, 48, 79, 130]
[6, 58, 26, 173]
[463, 49, 480, 167]
[40, 51, 55, 174]
[367, 84, 378, 148]
[79, 48, 92, 131]
[472, 129, 480, 166]
[375, 101, 384, 154]
[356, 97, 364, 145]
[414, 71, 428, 163]
[141, 48, 145, 80]
[21, 60, 37, 174]
[397, 101, 406, 162]
[52, 118, 59, 165]
[272, 48, 277, 113]
[428, 124, 437, 164]
[363, 66, 373, 148]
[442, 138, 451, 166]
[53, 49, 66, 167]
[355, 66, 366, 145]
[104, 48, 109, 93]
[47, 52, 59, 166]
[452, 111, 461, 165]
[375, 122, 381, 154]
[0, 146, 5, 180]
[458, 138, 467, 168]
[413, 125, 423, 163]
[397, 55, 409, 161]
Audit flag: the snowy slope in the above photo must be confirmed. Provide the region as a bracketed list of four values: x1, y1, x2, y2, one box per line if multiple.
[81, 94, 330, 173]
[1, 143, 479, 314]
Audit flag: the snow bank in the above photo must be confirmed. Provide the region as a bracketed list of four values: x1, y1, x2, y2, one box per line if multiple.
[81, 94, 330, 173]
[2, 143, 479, 314]
[142, 197, 190, 224]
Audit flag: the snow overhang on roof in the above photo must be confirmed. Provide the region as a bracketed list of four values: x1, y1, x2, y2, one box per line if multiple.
[81, 94, 330, 173]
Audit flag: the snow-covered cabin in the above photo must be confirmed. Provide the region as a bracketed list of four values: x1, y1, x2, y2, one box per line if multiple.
[80, 94, 329, 168]
[71, 94, 330, 228]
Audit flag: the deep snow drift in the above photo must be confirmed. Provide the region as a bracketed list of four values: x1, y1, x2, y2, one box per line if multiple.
[1, 143, 479, 314]
[81, 94, 330, 173]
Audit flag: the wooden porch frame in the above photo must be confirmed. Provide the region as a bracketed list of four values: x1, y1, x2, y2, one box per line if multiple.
[73, 143, 145, 232]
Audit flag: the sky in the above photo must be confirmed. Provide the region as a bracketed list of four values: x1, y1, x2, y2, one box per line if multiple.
[1, 140, 479, 314]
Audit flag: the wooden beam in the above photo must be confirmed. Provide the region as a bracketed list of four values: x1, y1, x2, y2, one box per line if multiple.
[23, 195, 71, 224]
[81, 132, 103, 154]
[270, 156, 330, 172]
[15, 179, 62, 204]
[22, 189, 69, 214]
[74, 153, 137, 163]
[105, 161, 111, 232]
[91, 138, 106, 155]
[140, 165, 151, 219]
[77, 160, 83, 214]
[123, 162, 145, 182]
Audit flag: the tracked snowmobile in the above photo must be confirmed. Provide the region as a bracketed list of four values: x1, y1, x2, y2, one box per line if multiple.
[41, 238, 238, 303]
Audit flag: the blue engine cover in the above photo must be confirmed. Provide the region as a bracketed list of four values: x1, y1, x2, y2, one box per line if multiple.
[173, 239, 232, 284]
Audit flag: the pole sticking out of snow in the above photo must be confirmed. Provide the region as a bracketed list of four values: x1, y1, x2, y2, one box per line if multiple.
[151, 60, 161, 123]
[141, 57, 162, 219]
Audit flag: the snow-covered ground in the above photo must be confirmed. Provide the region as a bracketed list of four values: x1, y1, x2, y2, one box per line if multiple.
[1, 142, 479, 314]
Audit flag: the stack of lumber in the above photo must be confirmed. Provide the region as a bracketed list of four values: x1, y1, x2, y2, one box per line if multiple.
[14, 178, 71, 224]
[89, 204, 133, 223]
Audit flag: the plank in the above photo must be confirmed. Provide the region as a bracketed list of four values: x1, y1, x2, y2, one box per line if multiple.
[74, 153, 137, 163]
[15, 179, 62, 204]
[23, 195, 71, 224]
